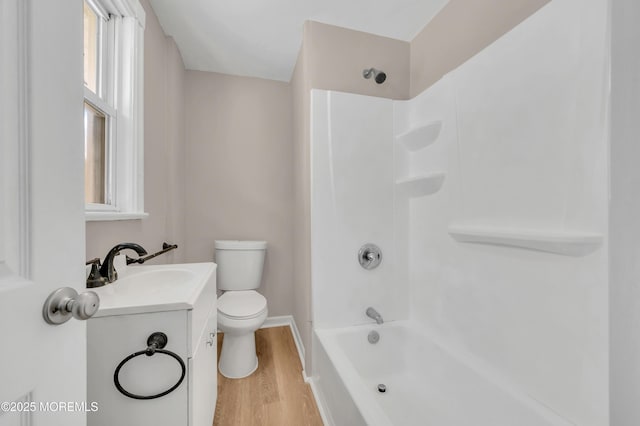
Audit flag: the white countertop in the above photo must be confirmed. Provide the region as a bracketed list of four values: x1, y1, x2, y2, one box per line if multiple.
[91, 262, 217, 317]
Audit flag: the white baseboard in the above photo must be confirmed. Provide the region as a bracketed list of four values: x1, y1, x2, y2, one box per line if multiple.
[306, 375, 334, 426]
[262, 315, 293, 328]
[261, 316, 330, 425]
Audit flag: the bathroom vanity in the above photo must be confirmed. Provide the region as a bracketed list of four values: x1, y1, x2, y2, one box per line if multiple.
[87, 262, 217, 426]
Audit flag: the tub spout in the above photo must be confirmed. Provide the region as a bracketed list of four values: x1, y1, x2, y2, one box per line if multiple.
[366, 307, 383, 325]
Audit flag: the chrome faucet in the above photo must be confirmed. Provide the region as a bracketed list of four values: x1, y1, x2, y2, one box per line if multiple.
[366, 307, 384, 325]
[99, 243, 148, 283]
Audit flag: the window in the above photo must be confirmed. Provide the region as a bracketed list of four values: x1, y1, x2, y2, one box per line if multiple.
[83, 0, 146, 221]
[83, 0, 111, 205]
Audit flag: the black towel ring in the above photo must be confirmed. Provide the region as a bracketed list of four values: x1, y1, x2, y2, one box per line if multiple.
[113, 332, 186, 400]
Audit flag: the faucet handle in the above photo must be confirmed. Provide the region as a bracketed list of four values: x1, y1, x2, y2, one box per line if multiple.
[86, 263, 106, 288]
[85, 257, 101, 266]
[126, 255, 142, 265]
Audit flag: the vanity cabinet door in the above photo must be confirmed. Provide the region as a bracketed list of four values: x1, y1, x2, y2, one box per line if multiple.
[189, 311, 218, 426]
[88, 310, 189, 426]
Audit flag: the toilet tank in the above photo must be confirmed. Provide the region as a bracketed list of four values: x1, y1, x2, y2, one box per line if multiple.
[215, 240, 267, 291]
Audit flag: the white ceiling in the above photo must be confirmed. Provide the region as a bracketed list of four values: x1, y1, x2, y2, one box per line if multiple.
[148, 0, 449, 82]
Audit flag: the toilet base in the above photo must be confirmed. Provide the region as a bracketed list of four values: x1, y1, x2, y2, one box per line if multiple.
[218, 332, 259, 379]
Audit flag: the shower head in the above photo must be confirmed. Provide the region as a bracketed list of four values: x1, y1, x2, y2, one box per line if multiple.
[363, 68, 386, 84]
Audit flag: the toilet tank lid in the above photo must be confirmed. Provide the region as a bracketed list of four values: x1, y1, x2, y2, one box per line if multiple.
[215, 240, 267, 250]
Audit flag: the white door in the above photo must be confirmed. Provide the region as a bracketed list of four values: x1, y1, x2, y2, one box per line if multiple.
[0, 1, 87, 425]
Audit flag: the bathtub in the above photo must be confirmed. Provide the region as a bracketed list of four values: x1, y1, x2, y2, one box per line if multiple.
[313, 321, 573, 426]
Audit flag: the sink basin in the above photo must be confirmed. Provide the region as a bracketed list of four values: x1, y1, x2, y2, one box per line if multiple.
[91, 262, 216, 317]
[117, 268, 196, 290]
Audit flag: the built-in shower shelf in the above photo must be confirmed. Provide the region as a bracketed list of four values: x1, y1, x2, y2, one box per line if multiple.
[447, 225, 603, 256]
[396, 172, 445, 197]
[395, 121, 442, 151]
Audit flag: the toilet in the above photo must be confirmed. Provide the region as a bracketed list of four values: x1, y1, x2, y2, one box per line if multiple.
[215, 240, 268, 378]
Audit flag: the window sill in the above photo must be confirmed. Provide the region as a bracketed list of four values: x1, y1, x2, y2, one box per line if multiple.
[85, 211, 149, 222]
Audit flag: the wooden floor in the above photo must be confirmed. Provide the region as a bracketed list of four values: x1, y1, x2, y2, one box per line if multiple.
[213, 326, 323, 426]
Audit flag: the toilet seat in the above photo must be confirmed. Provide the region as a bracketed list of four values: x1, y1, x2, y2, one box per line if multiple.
[218, 290, 267, 320]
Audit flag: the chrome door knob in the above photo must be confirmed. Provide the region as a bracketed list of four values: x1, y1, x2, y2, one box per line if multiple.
[43, 287, 100, 325]
[70, 291, 100, 320]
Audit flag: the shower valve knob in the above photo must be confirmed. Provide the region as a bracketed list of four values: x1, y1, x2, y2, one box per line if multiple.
[358, 244, 382, 270]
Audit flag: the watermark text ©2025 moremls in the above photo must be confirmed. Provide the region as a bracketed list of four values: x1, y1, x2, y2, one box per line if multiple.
[1, 401, 99, 413]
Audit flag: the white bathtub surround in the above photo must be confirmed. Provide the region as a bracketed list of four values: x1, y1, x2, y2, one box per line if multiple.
[405, 0, 609, 423]
[311, 91, 409, 330]
[310, 0, 608, 424]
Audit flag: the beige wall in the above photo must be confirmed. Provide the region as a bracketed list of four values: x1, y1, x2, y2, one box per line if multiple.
[291, 38, 312, 371]
[305, 21, 410, 100]
[410, 0, 550, 96]
[183, 71, 294, 317]
[86, 0, 186, 264]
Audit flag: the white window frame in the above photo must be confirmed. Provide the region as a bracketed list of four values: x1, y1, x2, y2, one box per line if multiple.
[85, 0, 147, 221]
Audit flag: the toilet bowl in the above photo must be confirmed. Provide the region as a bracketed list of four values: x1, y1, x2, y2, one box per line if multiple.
[217, 290, 268, 378]
[215, 240, 268, 379]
